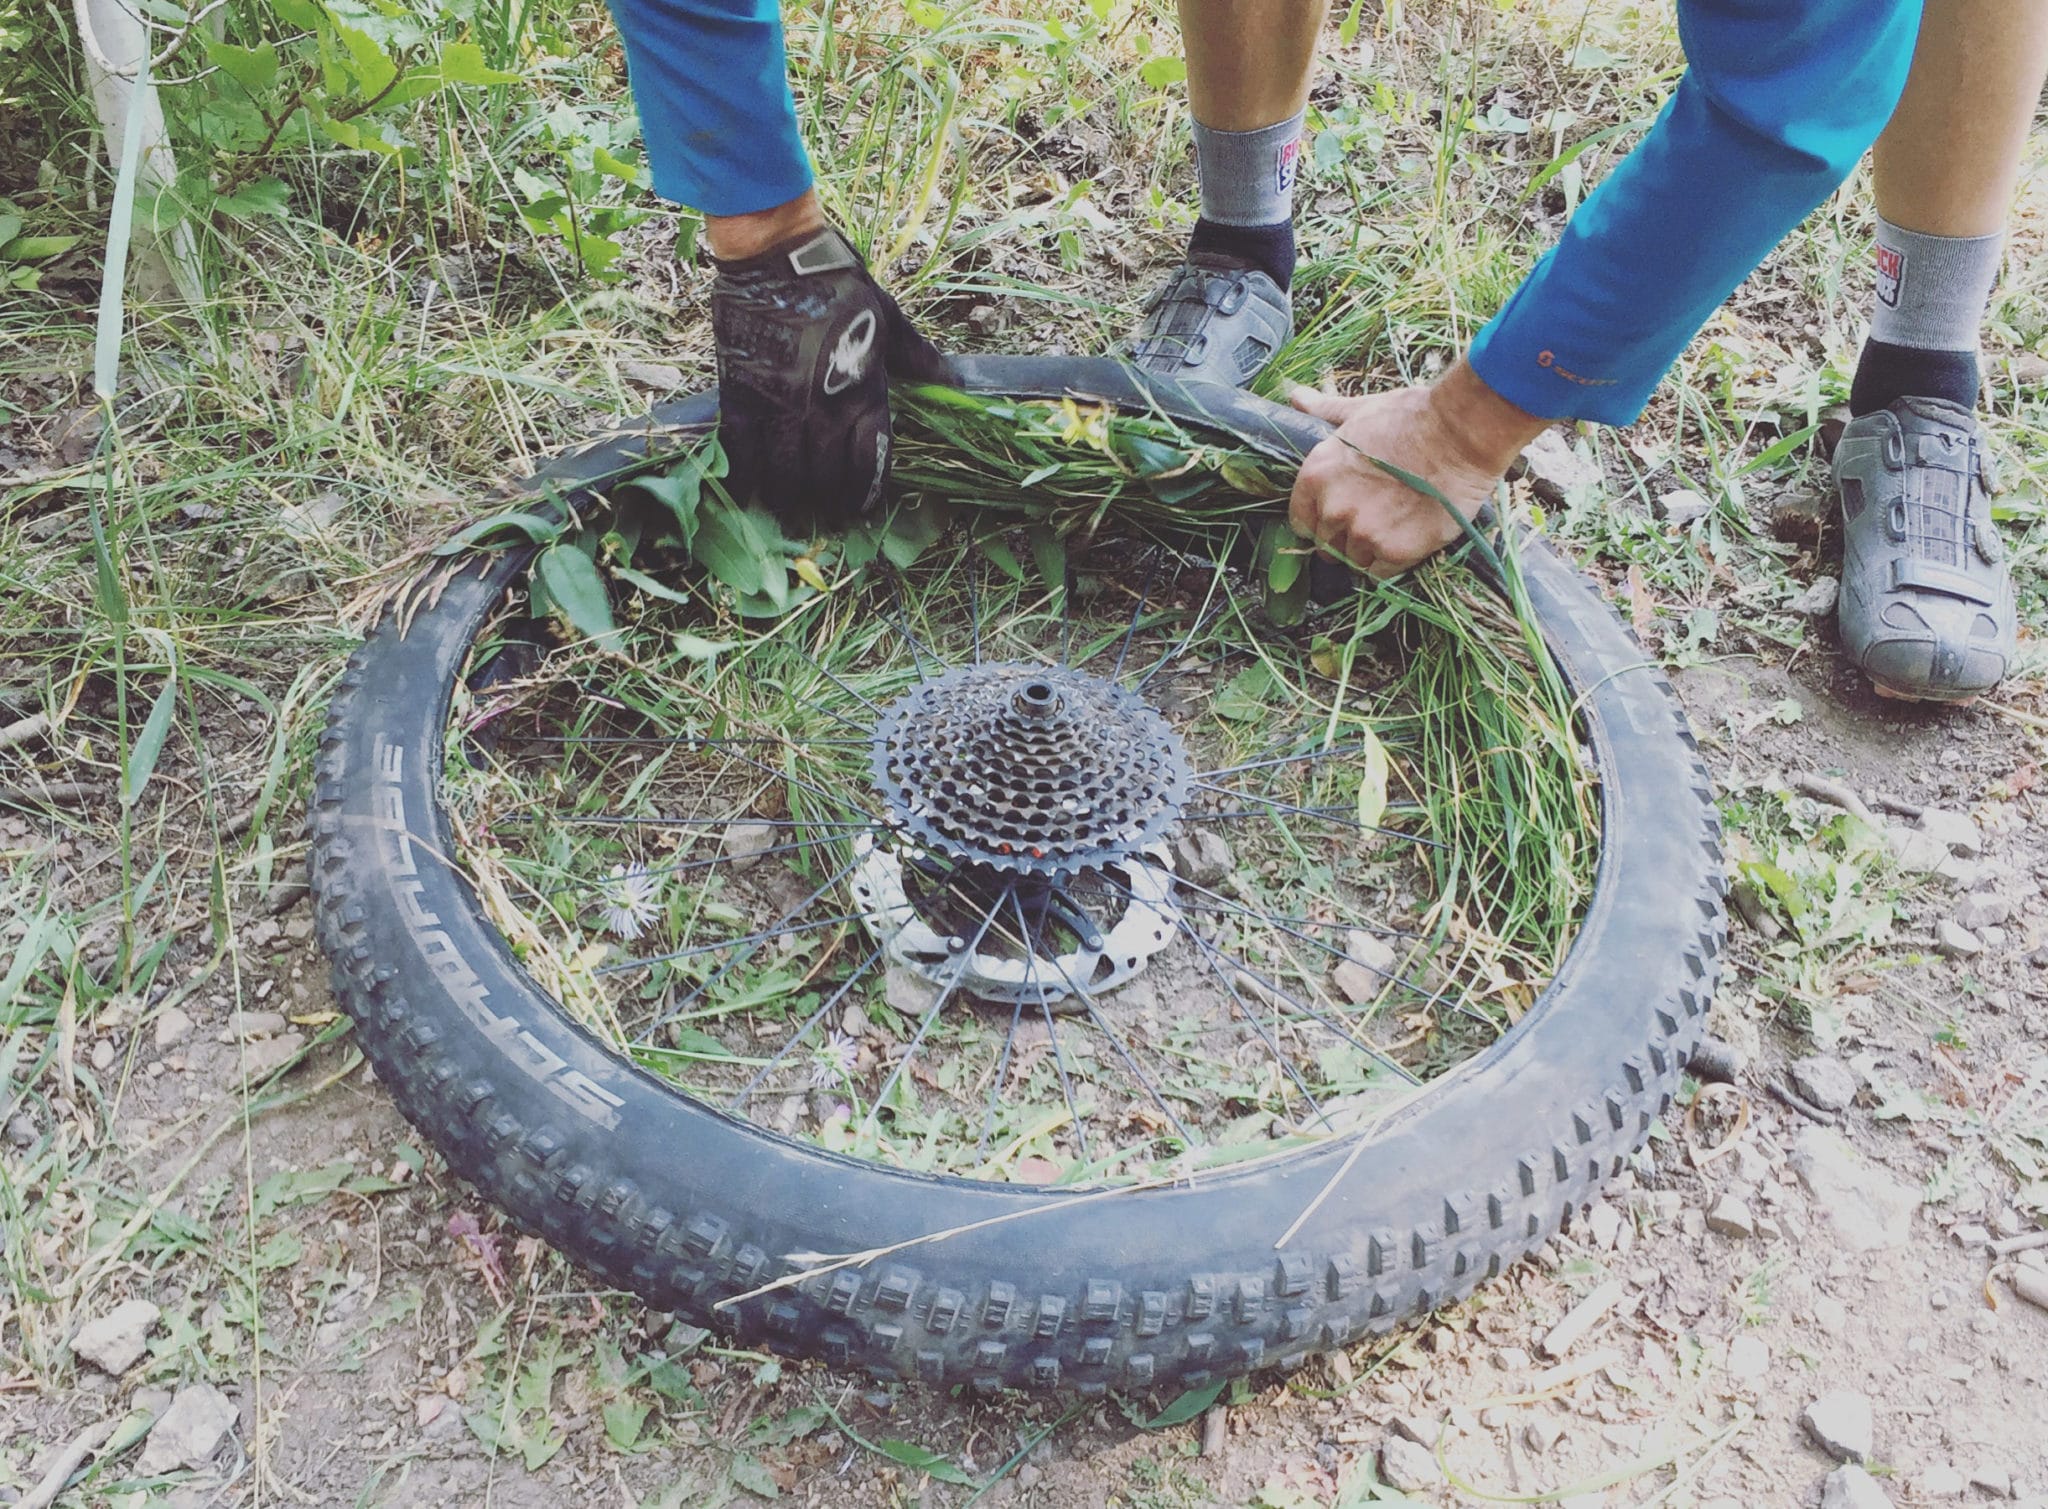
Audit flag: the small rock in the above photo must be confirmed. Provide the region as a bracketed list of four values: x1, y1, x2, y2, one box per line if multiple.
[1389, 1414, 1442, 1448]
[91, 1039, 115, 1071]
[132, 1385, 173, 1417]
[1491, 1345, 1530, 1372]
[69, 1299, 161, 1375]
[619, 359, 684, 391]
[965, 303, 1002, 336]
[1823, 1464, 1895, 1509]
[1768, 488, 1832, 542]
[239, 1031, 305, 1080]
[1200, 1404, 1228, 1457]
[1790, 575, 1841, 617]
[1017, 1463, 1043, 1491]
[1379, 1438, 1442, 1493]
[1330, 960, 1384, 1007]
[4, 1112, 34, 1148]
[1983, 924, 2010, 950]
[1584, 1201, 1623, 1250]
[153, 1006, 194, 1049]
[278, 489, 346, 540]
[1955, 892, 2011, 930]
[1953, 1222, 1993, 1250]
[1919, 1465, 1968, 1499]
[1169, 829, 1233, 887]
[1818, 402, 1854, 457]
[2011, 1268, 2048, 1310]
[1889, 826, 1950, 874]
[135, 1382, 238, 1475]
[882, 965, 937, 1019]
[1542, 1279, 1628, 1357]
[1938, 920, 1984, 958]
[1790, 1056, 1857, 1112]
[1801, 1390, 1874, 1463]
[1344, 929, 1398, 976]
[1517, 429, 1602, 504]
[1523, 1416, 1563, 1453]
[1789, 1128, 1917, 1251]
[1812, 1295, 1848, 1336]
[1970, 1466, 2014, 1498]
[718, 821, 777, 871]
[1706, 1193, 1757, 1238]
[1322, 1348, 1354, 1386]
[1478, 1405, 1510, 1429]
[1657, 488, 1713, 526]
[229, 1010, 287, 1040]
[1726, 1334, 1769, 1382]
[1916, 808, 1983, 857]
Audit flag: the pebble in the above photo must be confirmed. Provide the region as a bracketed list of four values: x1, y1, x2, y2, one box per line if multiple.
[135, 1382, 239, 1475]
[239, 1031, 305, 1080]
[1657, 487, 1713, 526]
[1726, 1334, 1769, 1382]
[1801, 1390, 1874, 1463]
[91, 1039, 115, 1071]
[1523, 1417, 1563, 1454]
[1955, 892, 2011, 930]
[1491, 1345, 1530, 1372]
[1389, 1414, 1442, 1448]
[1790, 575, 1840, 617]
[1170, 830, 1233, 887]
[1971, 1466, 2013, 1498]
[228, 1010, 287, 1040]
[1937, 919, 1984, 958]
[1584, 1200, 1623, 1250]
[1790, 1055, 1857, 1112]
[1517, 429, 1602, 504]
[1919, 1465, 1968, 1498]
[1200, 1404, 1228, 1457]
[1330, 961, 1384, 1006]
[1823, 1464, 1896, 1509]
[718, 820, 777, 871]
[1953, 1223, 1993, 1250]
[4, 1112, 33, 1148]
[1917, 808, 1983, 857]
[1812, 1295, 1848, 1336]
[153, 1006, 194, 1048]
[69, 1299, 161, 1375]
[1889, 826, 1949, 874]
[1379, 1438, 1442, 1493]
[1344, 929, 1398, 977]
[1706, 1193, 1757, 1238]
[1789, 1128, 1918, 1251]
[1984, 925, 2010, 950]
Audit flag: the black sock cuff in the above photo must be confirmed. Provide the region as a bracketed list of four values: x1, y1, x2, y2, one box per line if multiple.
[1187, 218, 1296, 289]
[1849, 338, 1980, 417]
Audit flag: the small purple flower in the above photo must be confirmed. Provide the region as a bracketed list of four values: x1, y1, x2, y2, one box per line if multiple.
[809, 1030, 859, 1089]
[598, 864, 660, 940]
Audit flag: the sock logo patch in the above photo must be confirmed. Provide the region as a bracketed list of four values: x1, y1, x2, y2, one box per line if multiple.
[1874, 243, 1904, 309]
[1274, 136, 1300, 196]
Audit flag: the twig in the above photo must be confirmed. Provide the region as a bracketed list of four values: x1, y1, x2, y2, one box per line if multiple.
[1767, 1081, 1838, 1125]
[1789, 773, 1875, 827]
[1870, 792, 1925, 819]
[1988, 1229, 2048, 1258]
[20, 1418, 117, 1509]
[0, 711, 51, 752]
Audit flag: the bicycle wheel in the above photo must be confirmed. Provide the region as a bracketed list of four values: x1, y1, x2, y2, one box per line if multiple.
[310, 356, 1724, 1393]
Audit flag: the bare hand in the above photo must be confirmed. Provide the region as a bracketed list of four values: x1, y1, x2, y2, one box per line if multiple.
[1287, 359, 1548, 577]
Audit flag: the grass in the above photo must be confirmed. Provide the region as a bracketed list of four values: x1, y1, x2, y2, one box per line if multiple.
[2, 0, 2046, 1500]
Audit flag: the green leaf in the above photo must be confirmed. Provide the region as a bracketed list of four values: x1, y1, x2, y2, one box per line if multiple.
[1, 234, 80, 262]
[1139, 1377, 1226, 1428]
[1355, 722, 1390, 832]
[535, 543, 618, 646]
[1029, 525, 1066, 605]
[271, 0, 324, 28]
[691, 500, 780, 600]
[200, 36, 278, 94]
[212, 178, 292, 220]
[0, 212, 22, 247]
[441, 39, 522, 84]
[1336, 0, 1368, 45]
[1139, 55, 1186, 87]
[602, 1397, 652, 1453]
[122, 671, 179, 806]
[1214, 662, 1275, 722]
[728, 1454, 781, 1499]
[881, 496, 948, 569]
[671, 632, 735, 659]
[327, 17, 397, 95]
[872, 1439, 975, 1485]
[433, 510, 562, 555]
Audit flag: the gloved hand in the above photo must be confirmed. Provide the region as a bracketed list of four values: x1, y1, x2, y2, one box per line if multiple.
[710, 226, 949, 531]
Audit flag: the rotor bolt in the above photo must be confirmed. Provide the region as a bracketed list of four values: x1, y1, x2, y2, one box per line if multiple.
[947, 936, 967, 954]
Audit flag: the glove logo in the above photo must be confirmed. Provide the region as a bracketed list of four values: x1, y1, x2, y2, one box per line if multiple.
[823, 309, 878, 396]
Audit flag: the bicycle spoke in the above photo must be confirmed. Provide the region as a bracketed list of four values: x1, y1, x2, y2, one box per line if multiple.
[1014, 891, 1092, 1168]
[1109, 550, 1161, 680]
[730, 944, 888, 1109]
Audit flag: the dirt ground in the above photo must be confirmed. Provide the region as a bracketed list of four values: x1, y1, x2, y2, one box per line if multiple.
[5, 482, 2048, 1509]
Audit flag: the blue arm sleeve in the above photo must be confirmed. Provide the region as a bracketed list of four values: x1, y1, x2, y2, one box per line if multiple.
[604, 0, 813, 216]
[1467, 0, 1922, 424]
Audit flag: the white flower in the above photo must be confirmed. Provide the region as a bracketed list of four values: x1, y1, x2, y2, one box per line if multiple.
[808, 1030, 859, 1089]
[598, 864, 661, 940]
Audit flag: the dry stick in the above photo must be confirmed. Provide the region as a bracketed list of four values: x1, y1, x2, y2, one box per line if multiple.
[0, 711, 52, 752]
[1988, 1229, 2048, 1258]
[19, 1418, 117, 1509]
[1789, 772, 1875, 827]
[1767, 1080, 1838, 1125]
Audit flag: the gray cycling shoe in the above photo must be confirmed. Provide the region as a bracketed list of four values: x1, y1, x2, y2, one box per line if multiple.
[1832, 396, 2013, 701]
[1129, 253, 1291, 388]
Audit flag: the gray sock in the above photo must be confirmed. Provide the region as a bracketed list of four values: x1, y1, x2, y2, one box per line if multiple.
[1868, 217, 2003, 352]
[1192, 110, 1305, 227]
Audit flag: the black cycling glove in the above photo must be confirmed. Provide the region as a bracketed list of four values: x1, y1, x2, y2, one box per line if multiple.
[709, 226, 949, 531]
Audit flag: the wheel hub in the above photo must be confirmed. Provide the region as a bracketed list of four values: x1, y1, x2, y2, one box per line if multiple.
[858, 663, 1191, 1005]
